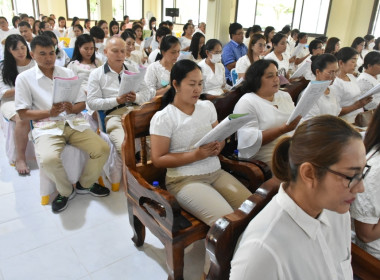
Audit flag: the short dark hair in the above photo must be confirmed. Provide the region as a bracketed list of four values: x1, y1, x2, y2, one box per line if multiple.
[351, 37, 365, 49]
[308, 39, 323, 55]
[310, 53, 337, 75]
[291, 29, 300, 37]
[155, 26, 171, 42]
[74, 24, 84, 33]
[242, 59, 279, 93]
[121, 29, 136, 41]
[30, 35, 55, 51]
[229, 23, 243, 37]
[0, 16, 8, 22]
[358, 51, 380, 73]
[90, 26, 105, 40]
[281, 25, 291, 34]
[123, 15, 129, 20]
[252, 25, 262, 34]
[336, 47, 358, 63]
[18, 21, 31, 29]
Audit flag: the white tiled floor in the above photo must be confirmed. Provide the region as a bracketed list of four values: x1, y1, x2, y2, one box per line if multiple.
[0, 132, 205, 280]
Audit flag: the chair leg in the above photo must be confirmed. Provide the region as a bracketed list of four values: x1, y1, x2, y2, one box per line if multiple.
[128, 204, 145, 247]
[98, 176, 105, 187]
[41, 195, 49, 205]
[111, 183, 120, 192]
[165, 242, 185, 280]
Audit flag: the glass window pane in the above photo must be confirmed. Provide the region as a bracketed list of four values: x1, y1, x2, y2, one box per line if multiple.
[292, 0, 303, 29]
[89, 0, 99, 21]
[113, 0, 124, 21]
[299, 0, 330, 34]
[199, 0, 208, 24]
[0, 0, 13, 23]
[162, 0, 174, 22]
[176, 0, 200, 25]
[125, 0, 142, 20]
[236, 0, 257, 28]
[67, 0, 88, 19]
[14, 0, 34, 18]
[255, 0, 294, 31]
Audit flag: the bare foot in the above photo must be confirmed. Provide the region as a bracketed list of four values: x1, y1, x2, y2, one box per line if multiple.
[15, 160, 30, 175]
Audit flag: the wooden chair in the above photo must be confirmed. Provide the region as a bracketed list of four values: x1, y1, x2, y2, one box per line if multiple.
[205, 177, 281, 280]
[352, 242, 380, 280]
[282, 77, 310, 104]
[121, 96, 267, 280]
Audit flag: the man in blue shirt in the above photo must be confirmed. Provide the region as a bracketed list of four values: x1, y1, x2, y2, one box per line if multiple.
[222, 23, 247, 84]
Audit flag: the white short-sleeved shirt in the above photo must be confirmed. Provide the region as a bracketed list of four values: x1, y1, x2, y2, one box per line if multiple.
[331, 74, 363, 123]
[302, 86, 341, 121]
[230, 185, 353, 280]
[235, 55, 252, 75]
[233, 91, 295, 165]
[179, 36, 192, 51]
[351, 148, 380, 260]
[301, 56, 315, 81]
[357, 72, 380, 110]
[15, 65, 90, 139]
[265, 52, 290, 77]
[144, 61, 170, 91]
[198, 59, 226, 96]
[150, 100, 221, 177]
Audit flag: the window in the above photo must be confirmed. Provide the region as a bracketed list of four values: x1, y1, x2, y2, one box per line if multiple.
[112, 0, 124, 21]
[0, 0, 13, 23]
[66, 0, 89, 19]
[370, 0, 380, 37]
[125, 0, 143, 20]
[12, 0, 39, 18]
[236, 0, 331, 35]
[89, 0, 100, 21]
[162, 0, 207, 25]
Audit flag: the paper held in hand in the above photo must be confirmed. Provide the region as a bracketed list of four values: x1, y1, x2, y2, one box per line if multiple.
[53, 76, 82, 103]
[193, 113, 251, 148]
[118, 65, 147, 96]
[286, 80, 331, 124]
[290, 60, 311, 79]
[358, 83, 380, 100]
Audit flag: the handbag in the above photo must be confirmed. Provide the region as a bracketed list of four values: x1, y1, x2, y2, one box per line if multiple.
[355, 110, 374, 127]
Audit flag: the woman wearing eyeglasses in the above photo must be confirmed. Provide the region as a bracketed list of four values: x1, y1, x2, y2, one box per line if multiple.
[236, 34, 266, 79]
[351, 105, 380, 260]
[230, 115, 367, 279]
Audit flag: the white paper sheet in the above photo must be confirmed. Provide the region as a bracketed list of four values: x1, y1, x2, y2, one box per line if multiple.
[118, 65, 147, 97]
[53, 76, 82, 103]
[286, 80, 331, 124]
[358, 83, 380, 100]
[193, 114, 251, 148]
[290, 60, 311, 79]
[231, 77, 244, 90]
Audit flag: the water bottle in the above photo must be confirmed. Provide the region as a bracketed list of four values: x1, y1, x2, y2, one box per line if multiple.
[152, 181, 159, 188]
[233, 149, 239, 159]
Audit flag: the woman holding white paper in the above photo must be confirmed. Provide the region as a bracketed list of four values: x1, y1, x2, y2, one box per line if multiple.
[234, 59, 300, 167]
[150, 59, 252, 226]
[357, 51, 380, 110]
[331, 47, 372, 123]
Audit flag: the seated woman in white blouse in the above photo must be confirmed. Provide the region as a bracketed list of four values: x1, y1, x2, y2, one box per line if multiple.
[198, 39, 228, 96]
[120, 30, 141, 66]
[331, 47, 372, 123]
[144, 35, 180, 96]
[236, 34, 266, 79]
[150, 59, 252, 227]
[67, 34, 102, 90]
[188, 32, 205, 63]
[351, 37, 365, 74]
[294, 33, 310, 67]
[264, 33, 295, 80]
[179, 23, 194, 51]
[233, 59, 300, 167]
[362, 35, 375, 58]
[352, 107, 380, 261]
[357, 51, 380, 110]
[41, 31, 70, 67]
[299, 39, 324, 81]
[231, 115, 366, 280]
[302, 54, 341, 120]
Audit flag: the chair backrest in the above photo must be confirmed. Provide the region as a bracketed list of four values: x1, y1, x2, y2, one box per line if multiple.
[282, 77, 310, 104]
[63, 48, 74, 59]
[206, 177, 281, 279]
[352, 242, 380, 279]
[230, 68, 238, 85]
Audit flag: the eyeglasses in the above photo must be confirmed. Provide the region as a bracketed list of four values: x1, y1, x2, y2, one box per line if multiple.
[323, 70, 339, 77]
[315, 164, 371, 188]
[209, 51, 222, 55]
[254, 43, 266, 48]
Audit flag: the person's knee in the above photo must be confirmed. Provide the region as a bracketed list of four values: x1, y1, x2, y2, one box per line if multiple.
[39, 151, 62, 168]
[89, 138, 110, 159]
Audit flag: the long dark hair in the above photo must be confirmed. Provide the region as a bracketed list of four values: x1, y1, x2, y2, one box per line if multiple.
[156, 35, 180, 62]
[71, 17, 79, 27]
[325, 37, 340, 54]
[161, 60, 201, 109]
[295, 32, 307, 47]
[109, 20, 119, 36]
[189, 32, 205, 60]
[70, 34, 96, 64]
[264, 26, 275, 43]
[242, 59, 278, 93]
[2, 35, 32, 86]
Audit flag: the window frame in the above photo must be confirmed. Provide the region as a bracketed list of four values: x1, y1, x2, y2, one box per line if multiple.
[368, 0, 379, 35]
[65, 0, 90, 20]
[161, 0, 205, 25]
[235, 0, 332, 37]
[12, 0, 39, 19]
[123, 0, 144, 21]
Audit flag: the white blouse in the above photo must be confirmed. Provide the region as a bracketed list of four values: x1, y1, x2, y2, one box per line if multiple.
[150, 100, 221, 177]
[198, 59, 226, 96]
[331, 74, 363, 123]
[351, 148, 380, 260]
[179, 36, 192, 50]
[233, 91, 295, 166]
[302, 86, 341, 121]
[67, 59, 101, 89]
[230, 185, 353, 280]
[357, 72, 380, 110]
[144, 61, 170, 91]
[235, 55, 252, 75]
[265, 52, 290, 77]
[301, 56, 315, 81]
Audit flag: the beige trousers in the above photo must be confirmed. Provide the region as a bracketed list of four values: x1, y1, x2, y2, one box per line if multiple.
[166, 169, 252, 226]
[34, 125, 110, 197]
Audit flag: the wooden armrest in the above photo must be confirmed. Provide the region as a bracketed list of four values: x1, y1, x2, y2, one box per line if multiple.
[126, 168, 192, 232]
[352, 242, 380, 280]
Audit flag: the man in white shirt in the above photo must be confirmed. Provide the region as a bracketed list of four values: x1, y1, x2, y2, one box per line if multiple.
[87, 37, 155, 154]
[15, 35, 110, 213]
[193, 22, 206, 36]
[18, 21, 34, 50]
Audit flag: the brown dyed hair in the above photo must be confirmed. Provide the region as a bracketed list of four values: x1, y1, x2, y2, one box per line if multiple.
[272, 115, 362, 182]
[364, 104, 380, 154]
[247, 34, 265, 63]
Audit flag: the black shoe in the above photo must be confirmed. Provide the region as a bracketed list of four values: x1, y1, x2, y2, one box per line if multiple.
[76, 182, 110, 197]
[52, 188, 76, 213]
